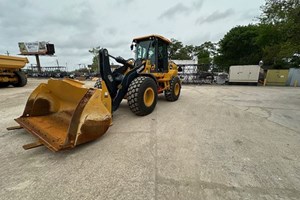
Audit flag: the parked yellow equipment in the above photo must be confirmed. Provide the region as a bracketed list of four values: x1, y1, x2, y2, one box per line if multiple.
[0, 54, 28, 87]
[10, 35, 181, 152]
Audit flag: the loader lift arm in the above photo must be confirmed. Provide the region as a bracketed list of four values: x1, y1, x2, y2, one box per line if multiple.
[99, 48, 146, 112]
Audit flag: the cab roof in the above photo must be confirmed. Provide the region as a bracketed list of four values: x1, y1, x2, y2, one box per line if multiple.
[133, 34, 171, 44]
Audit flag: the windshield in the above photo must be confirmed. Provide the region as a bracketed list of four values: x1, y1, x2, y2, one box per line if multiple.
[135, 40, 153, 60]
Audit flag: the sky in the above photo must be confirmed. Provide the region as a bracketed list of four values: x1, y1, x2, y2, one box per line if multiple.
[0, 0, 265, 71]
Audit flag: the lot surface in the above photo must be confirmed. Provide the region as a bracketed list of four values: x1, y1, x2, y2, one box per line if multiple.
[0, 78, 300, 200]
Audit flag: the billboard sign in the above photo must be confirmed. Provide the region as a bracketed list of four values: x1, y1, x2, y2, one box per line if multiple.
[18, 41, 49, 55]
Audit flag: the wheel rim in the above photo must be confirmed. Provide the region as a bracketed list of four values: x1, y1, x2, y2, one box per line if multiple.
[174, 83, 180, 96]
[144, 87, 155, 107]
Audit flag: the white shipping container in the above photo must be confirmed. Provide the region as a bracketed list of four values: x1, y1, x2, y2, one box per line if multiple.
[229, 65, 261, 83]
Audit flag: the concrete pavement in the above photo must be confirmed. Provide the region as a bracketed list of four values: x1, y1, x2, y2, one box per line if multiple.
[0, 79, 299, 199]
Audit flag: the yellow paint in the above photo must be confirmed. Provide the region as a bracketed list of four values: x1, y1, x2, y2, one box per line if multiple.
[143, 87, 155, 107]
[133, 34, 171, 44]
[174, 83, 180, 96]
[15, 78, 112, 151]
[265, 70, 289, 86]
[0, 54, 29, 84]
[0, 54, 29, 69]
[101, 80, 112, 114]
[140, 59, 179, 91]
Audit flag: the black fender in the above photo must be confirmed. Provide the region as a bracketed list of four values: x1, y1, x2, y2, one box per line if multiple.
[139, 73, 158, 87]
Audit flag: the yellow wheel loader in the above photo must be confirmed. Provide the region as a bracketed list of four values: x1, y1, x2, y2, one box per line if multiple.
[9, 35, 182, 152]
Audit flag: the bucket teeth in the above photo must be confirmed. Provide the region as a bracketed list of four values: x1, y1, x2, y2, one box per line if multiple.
[23, 141, 43, 150]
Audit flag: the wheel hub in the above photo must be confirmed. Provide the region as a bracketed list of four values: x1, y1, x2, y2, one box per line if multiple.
[144, 87, 155, 107]
[174, 83, 180, 96]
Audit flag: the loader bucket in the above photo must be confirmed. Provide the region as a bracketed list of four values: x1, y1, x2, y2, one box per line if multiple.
[15, 79, 112, 152]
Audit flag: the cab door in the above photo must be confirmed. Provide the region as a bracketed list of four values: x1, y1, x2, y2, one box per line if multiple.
[156, 40, 168, 73]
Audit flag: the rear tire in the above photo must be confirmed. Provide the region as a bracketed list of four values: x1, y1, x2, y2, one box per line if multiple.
[13, 71, 27, 87]
[127, 76, 157, 116]
[165, 76, 181, 101]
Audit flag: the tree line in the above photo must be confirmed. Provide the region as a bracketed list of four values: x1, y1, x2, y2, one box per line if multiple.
[90, 0, 299, 72]
[169, 0, 300, 71]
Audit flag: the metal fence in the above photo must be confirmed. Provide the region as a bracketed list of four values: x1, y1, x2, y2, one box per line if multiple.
[178, 64, 214, 84]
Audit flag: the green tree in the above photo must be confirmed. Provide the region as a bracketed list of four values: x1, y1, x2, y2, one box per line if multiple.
[196, 48, 210, 64]
[213, 0, 300, 70]
[194, 41, 217, 65]
[260, 0, 300, 68]
[89, 46, 101, 73]
[168, 39, 183, 59]
[260, 0, 299, 24]
[214, 25, 262, 71]
[168, 39, 193, 60]
[168, 39, 218, 70]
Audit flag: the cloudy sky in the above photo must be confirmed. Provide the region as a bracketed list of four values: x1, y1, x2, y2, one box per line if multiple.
[0, 0, 264, 71]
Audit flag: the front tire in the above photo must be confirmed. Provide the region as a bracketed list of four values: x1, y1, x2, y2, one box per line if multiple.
[13, 71, 27, 87]
[127, 76, 157, 116]
[165, 76, 181, 101]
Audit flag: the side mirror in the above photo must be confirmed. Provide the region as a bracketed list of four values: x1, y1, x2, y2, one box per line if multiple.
[178, 66, 183, 72]
[130, 44, 134, 51]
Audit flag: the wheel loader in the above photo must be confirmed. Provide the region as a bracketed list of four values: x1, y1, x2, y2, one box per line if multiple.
[9, 35, 182, 152]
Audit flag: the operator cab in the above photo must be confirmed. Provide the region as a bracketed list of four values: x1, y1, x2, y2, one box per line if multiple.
[131, 35, 171, 73]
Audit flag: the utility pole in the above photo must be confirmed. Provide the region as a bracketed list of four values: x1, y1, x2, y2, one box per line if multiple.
[35, 54, 42, 73]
